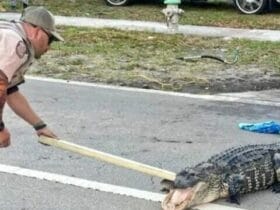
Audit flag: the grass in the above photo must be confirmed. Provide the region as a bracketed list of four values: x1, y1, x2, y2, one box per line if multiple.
[28, 26, 280, 93]
[52, 27, 280, 68]
[2, 0, 280, 29]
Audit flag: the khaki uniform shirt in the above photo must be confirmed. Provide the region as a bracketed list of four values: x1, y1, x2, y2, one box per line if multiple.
[0, 20, 34, 89]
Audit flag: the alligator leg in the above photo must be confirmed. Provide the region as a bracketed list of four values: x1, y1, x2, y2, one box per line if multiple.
[227, 174, 245, 204]
[272, 153, 280, 193]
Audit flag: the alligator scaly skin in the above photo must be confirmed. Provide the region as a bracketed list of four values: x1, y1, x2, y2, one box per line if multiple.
[198, 143, 280, 194]
[161, 143, 280, 210]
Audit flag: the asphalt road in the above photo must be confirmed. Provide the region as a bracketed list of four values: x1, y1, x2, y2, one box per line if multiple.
[0, 78, 280, 210]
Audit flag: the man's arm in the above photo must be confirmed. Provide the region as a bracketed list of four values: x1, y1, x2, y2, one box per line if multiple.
[0, 71, 10, 147]
[6, 89, 57, 138]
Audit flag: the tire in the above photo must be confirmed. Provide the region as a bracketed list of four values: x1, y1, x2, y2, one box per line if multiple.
[105, 0, 131, 6]
[234, 0, 267, 14]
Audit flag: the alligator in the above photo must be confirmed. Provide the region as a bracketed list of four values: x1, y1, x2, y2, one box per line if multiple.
[161, 142, 280, 210]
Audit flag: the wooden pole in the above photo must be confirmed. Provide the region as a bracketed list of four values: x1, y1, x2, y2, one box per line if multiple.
[39, 136, 176, 181]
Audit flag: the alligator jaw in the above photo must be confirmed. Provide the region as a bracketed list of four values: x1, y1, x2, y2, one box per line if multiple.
[162, 187, 194, 210]
[161, 182, 209, 210]
[162, 182, 229, 210]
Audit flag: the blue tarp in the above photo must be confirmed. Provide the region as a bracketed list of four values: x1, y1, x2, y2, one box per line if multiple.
[239, 121, 280, 134]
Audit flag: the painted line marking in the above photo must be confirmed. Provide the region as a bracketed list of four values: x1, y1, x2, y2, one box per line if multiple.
[0, 164, 246, 210]
[0, 163, 164, 202]
[195, 203, 247, 210]
[26, 76, 280, 107]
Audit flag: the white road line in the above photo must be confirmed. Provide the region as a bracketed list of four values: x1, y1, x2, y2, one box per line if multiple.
[0, 164, 246, 210]
[195, 203, 247, 210]
[26, 76, 280, 107]
[0, 163, 164, 202]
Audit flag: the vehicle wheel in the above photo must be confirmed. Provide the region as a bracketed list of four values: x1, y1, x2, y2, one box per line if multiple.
[234, 0, 267, 14]
[105, 0, 131, 6]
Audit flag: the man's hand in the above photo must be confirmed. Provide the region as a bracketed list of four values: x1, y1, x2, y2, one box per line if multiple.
[36, 126, 58, 139]
[0, 128, 11, 148]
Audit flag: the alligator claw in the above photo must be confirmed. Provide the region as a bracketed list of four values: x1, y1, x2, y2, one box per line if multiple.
[227, 195, 241, 205]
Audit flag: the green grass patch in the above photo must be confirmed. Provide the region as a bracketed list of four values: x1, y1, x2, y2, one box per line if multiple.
[28, 26, 280, 93]
[55, 26, 280, 67]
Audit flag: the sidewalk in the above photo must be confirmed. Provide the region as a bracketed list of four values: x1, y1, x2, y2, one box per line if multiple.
[1, 12, 280, 42]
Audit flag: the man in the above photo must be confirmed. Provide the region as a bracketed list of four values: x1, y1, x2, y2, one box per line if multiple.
[0, 6, 64, 147]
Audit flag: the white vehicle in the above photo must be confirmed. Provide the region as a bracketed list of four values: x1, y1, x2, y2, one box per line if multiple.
[104, 0, 279, 14]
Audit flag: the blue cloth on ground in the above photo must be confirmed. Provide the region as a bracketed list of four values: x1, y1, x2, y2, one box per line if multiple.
[239, 121, 280, 134]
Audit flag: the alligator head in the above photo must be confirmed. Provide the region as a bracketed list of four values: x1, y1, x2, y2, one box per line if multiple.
[162, 162, 228, 210]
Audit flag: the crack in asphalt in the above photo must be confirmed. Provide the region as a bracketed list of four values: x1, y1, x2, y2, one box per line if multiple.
[152, 136, 192, 144]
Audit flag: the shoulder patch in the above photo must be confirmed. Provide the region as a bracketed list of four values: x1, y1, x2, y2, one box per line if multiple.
[16, 41, 27, 58]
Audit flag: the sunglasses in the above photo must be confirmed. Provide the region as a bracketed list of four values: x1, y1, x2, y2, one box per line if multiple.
[48, 35, 55, 45]
[40, 28, 55, 45]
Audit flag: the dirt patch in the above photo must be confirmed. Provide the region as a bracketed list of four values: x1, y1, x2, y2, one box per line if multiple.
[186, 65, 280, 94]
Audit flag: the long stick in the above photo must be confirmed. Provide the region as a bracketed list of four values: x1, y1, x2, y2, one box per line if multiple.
[39, 136, 176, 181]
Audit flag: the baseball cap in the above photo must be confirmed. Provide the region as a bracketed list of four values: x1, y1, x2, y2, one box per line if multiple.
[20, 6, 64, 42]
